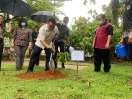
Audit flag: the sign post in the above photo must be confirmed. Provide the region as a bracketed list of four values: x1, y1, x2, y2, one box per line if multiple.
[71, 50, 84, 77]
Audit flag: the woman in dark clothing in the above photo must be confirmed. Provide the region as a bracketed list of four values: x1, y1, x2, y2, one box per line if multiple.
[0, 15, 12, 71]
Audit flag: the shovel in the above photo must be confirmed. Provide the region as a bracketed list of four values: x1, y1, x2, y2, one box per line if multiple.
[49, 50, 55, 75]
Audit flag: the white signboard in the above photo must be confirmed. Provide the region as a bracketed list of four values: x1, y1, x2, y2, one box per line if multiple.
[71, 50, 84, 61]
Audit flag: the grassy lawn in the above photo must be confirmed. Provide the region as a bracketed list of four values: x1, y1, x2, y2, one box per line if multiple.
[0, 62, 132, 99]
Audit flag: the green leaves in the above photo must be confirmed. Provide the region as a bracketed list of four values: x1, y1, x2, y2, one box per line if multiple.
[56, 52, 70, 63]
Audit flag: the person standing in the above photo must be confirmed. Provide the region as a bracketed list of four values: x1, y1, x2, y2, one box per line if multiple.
[11, 18, 32, 71]
[32, 26, 40, 66]
[26, 18, 59, 73]
[0, 15, 12, 71]
[92, 14, 113, 72]
[119, 0, 132, 62]
[53, 16, 70, 69]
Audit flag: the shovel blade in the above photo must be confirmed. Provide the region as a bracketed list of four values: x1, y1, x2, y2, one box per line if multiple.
[49, 59, 55, 74]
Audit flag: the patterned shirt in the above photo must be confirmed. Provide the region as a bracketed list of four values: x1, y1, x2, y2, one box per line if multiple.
[0, 28, 5, 38]
[12, 27, 32, 46]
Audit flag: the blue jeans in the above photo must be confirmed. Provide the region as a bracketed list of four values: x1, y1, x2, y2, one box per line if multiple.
[27, 45, 51, 71]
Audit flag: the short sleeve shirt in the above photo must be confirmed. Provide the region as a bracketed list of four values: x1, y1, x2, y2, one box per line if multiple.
[12, 27, 32, 46]
[56, 23, 70, 42]
[35, 24, 59, 49]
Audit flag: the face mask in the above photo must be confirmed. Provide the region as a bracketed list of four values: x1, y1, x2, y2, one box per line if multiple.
[21, 22, 26, 26]
[98, 21, 103, 25]
[62, 22, 67, 26]
[118, 0, 126, 4]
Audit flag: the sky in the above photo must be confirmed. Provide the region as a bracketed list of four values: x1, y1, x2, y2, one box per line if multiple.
[58, 0, 111, 25]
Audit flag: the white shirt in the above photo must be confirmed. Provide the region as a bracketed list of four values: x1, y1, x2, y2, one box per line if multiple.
[35, 24, 59, 49]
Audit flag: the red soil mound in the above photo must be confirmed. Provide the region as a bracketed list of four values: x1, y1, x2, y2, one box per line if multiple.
[16, 70, 67, 80]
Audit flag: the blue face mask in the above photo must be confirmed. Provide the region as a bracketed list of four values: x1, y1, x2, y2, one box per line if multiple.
[21, 22, 26, 26]
[118, 0, 126, 4]
[62, 22, 67, 26]
[98, 21, 103, 25]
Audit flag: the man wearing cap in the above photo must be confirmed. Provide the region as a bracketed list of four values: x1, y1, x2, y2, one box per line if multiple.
[53, 16, 70, 69]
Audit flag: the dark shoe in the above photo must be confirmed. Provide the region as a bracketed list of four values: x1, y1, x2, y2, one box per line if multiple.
[26, 70, 33, 74]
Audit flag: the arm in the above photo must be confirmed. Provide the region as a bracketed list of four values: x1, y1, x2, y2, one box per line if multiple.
[67, 36, 70, 46]
[6, 21, 13, 33]
[105, 25, 113, 49]
[106, 35, 112, 44]
[11, 38, 14, 48]
[28, 29, 32, 49]
[120, 35, 124, 45]
[38, 25, 50, 49]
[92, 35, 96, 48]
[66, 29, 70, 46]
[40, 40, 50, 49]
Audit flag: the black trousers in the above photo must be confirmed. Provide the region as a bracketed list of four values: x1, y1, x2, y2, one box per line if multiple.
[0, 38, 3, 71]
[124, 37, 132, 61]
[94, 48, 111, 72]
[27, 45, 51, 71]
[53, 41, 64, 67]
[32, 45, 40, 66]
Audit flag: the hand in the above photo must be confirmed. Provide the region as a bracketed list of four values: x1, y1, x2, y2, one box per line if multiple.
[28, 45, 31, 50]
[47, 48, 52, 52]
[119, 38, 124, 45]
[11, 43, 14, 48]
[9, 21, 13, 26]
[92, 43, 94, 48]
[105, 44, 110, 49]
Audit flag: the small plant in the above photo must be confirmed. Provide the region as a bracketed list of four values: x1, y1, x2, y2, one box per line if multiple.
[56, 52, 70, 63]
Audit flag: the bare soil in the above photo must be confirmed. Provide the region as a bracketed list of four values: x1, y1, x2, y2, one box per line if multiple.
[16, 70, 67, 80]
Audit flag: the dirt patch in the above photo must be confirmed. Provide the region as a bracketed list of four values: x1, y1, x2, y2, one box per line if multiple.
[128, 80, 132, 84]
[16, 70, 67, 80]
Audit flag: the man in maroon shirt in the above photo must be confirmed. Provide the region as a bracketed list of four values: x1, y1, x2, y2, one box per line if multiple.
[92, 14, 113, 72]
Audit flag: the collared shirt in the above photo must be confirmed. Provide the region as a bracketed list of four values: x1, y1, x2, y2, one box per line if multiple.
[35, 24, 59, 49]
[55, 23, 70, 42]
[12, 27, 32, 46]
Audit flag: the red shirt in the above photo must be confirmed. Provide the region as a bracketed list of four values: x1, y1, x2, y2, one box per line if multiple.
[94, 23, 112, 49]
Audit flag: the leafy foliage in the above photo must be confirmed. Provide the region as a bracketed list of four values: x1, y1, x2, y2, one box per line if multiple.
[56, 52, 70, 63]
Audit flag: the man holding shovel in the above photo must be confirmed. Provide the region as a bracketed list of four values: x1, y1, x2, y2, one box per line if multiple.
[26, 18, 59, 73]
